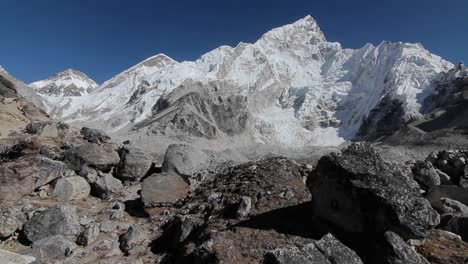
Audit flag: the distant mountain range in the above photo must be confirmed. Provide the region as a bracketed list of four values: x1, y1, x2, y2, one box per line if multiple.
[7, 15, 468, 146]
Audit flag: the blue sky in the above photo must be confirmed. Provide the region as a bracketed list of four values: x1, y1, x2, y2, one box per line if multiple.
[1, 0, 467, 83]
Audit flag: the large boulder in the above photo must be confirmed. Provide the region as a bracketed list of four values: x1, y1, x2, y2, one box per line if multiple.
[115, 146, 153, 181]
[23, 205, 81, 242]
[411, 160, 441, 190]
[426, 185, 468, 212]
[92, 173, 123, 200]
[34, 157, 67, 189]
[25, 121, 58, 138]
[307, 143, 439, 238]
[383, 231, 430, 264]
[141, 172, 189, 207]
[263, 233, 363, 264]
[162, 144, 209, 179]
[53, 176, 91, 200]
[28, 235, 76, 263]
[80, 127, 110, 144]
[64, 142, 119, 172]
[0, 206, 27, 238]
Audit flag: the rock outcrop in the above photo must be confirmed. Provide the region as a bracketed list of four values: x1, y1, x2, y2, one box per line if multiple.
[307, 143, 440, 239]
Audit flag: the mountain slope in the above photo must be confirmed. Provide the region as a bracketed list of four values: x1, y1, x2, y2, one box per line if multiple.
[30, 69, 98, 97]
[35, 15, 453, 146]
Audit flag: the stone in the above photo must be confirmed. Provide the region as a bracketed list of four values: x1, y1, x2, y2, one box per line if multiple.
[307, 143, 440, 238]
[119, 225, 148, 255]
[411, 161, 441, 190]
[435, 169, 452, 185]
[314, 233, 363, 264]
[25, 121, 58, 137]
[110, 201, 125, 220]
[162, 144, 209, 179]
[0, 207, 27, 238]
[141, 172, 189, 207]
[78, 165, 98, 183]
[34, 157, 66, 189]
[29, 235, 76, 263]
[93, 173, 123, 200]
[80, 127, 110, 144]
[64, 142, 119, 172]
[23, 205, 81, 242]
[383, 231, 430, 264]
[439, 197, 468, 216]
[76, 224, 100, 246]
[236, 196, 252, 218]
[426, 185, 468, 211]
[0, 249, 35, 264]
[53, 176, 91, 200]
[263, 243, 331, 264]
[115, 146, 153, 181]
[263, 234, 363, 264]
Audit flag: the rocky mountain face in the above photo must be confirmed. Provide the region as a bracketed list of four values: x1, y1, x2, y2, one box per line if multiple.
[31, 16, 453, 147]
[30, 69, 98, 97]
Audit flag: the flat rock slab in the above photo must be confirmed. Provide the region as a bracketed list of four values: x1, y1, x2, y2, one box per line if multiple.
[53, 176, 91, 200]
[0, 249, 35, 264]
[141, 172, 189, 207]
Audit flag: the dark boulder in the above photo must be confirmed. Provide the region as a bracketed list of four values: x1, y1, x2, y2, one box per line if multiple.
[80, 127, 110, 144]
[115, 146, 153, 182]
[307, 143, 439, 239]
[63, 142, 119, 172]
[23, 205, 81, 242]
[383, 231, 430, 264]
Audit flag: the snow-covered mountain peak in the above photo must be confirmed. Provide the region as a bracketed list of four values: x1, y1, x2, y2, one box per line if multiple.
[30, 69, 98, 97]
[138, 53, 177, 68]
[257, 15, 326, 49]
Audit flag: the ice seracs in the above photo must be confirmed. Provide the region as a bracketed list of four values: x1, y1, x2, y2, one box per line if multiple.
[34, 15, 454, 146]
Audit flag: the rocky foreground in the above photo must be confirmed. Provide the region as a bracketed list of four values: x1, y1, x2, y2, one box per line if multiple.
[1, 71, 468, 263]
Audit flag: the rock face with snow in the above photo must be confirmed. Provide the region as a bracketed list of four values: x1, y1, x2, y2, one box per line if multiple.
[30, 69, 97, 97]
[31, 15, 453, 146]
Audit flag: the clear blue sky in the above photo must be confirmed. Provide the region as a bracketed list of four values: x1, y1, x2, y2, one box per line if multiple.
[1, 0, 467, 84]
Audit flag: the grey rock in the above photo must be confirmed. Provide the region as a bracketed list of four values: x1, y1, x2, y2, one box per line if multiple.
[162, 144, 208, 179]
[426, 185, 468, 211]
[34, 157, 66, 188]
[162, 214, 205, 248]
[435, 169, 452, 185]
[307, 143, 440, 238]
[0, 207, 27, 238]
[93, 173, 123, 200]
[29, 235, 76, 263]
[314, 233, 363, 264]
[411, 161, 441, 190]
[263, 243, 331, 264]
[439, 197, 468, 216]
[236, 196, 252, 218]
[115, 146, 153, 181]
[53, 176, 90, 200]
[25, 121, 58, 137]
[119, 225, 148, 255]
[78, 165, 98, 184]
[110, 201, 125, 220]
[383, 231, 430, 264]
[23, 205, 81, 242]
[76, 224, 100, 246]
[80, 127, 110, 144]
[64, 142, 119, 172]
[0, 249, 35, 264]
[141, 172, 189, 207]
